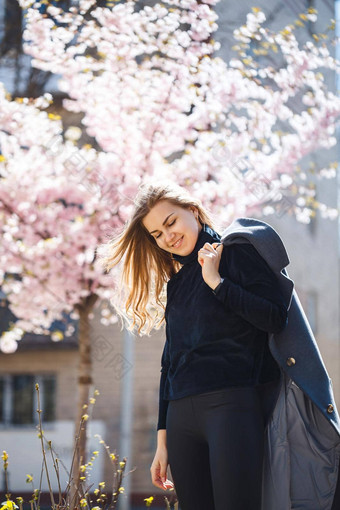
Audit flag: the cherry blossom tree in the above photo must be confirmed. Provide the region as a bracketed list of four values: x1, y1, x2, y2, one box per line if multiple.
[0, 0, 339, 485]
[18, 0, 340, 222]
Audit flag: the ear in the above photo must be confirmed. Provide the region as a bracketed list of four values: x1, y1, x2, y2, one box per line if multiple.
[190, 206, 198, 218]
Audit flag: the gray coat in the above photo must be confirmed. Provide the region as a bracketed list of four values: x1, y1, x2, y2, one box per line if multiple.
[220, 216, 340, 510]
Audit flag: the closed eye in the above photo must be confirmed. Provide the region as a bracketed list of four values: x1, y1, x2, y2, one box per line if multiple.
[156, 219, 176, 239]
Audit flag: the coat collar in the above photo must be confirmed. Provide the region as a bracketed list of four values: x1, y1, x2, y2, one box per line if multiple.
[220, 216, 290, 272]
[220, 216, 294, 311]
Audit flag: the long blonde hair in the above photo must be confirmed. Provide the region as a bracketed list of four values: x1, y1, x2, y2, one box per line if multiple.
[98, 181, 218, 335]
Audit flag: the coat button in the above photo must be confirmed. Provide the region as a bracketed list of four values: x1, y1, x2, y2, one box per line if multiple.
[327, 404, 334, 414]
[286, 357, 296, 367]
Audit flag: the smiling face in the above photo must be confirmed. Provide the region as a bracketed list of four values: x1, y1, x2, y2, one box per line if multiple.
[142, 199, 202, 256]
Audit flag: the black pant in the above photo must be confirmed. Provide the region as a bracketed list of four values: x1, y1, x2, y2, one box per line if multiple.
[166, 386, 264, 510]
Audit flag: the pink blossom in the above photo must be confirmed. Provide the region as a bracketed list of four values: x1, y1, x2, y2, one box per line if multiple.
[0, 2, 338, 347]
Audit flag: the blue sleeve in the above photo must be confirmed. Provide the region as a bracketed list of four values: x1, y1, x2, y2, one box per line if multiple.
[214, 243, 288, 334]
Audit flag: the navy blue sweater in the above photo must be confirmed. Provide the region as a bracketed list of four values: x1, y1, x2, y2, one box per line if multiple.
[157, 224, 289, 430]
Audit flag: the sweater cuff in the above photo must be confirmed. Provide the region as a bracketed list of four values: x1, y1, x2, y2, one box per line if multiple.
[212, 277, 224, 295]
[157, 369, 169, 430]
[212, 275, 230, 301]
[157, 399, 169, 430]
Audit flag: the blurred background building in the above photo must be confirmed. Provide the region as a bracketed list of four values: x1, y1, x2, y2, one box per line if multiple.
[0, 0, 339, 508]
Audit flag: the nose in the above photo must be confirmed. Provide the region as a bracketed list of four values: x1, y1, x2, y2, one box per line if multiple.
[165, 230, 175, 246]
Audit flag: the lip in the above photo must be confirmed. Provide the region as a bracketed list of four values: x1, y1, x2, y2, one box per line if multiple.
[172, 236, 183, 249]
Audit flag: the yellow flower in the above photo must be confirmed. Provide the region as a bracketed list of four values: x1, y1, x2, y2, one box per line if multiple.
[119, 461, 125, 467]
[26, 474, 33, 484]
[80, 476, 86, 481]
[93, 489, 99, 496]
[0, 155, 6, 163]
[79, 498, 87, 507]
[15, 499, 23, 505]
[94, 390, 100, 396]
[82, 414, 89, 421]
[144, 496, 154, 507]
[118, 487, 124, 493]
[2, 451, 8, 469]
[92, 451, 99, 456]
[80, 465, 86, 473]
[98, 482, 105, 488]
[51, 331, 63, 342]
[89, 398, 96, 404]
[48, 113, 61, 120]
[109, 453, 116, 461]
[82, 404, 88, 410]
[0, 501, 18, 510]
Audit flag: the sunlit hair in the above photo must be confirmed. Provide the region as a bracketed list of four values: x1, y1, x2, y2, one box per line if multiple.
[97, 180, 219, 336]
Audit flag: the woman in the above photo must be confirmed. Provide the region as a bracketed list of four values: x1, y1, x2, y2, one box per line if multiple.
[100, 181, 289, 510]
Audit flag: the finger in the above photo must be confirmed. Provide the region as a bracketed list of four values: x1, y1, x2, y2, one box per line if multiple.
[197, 253, 214, 267]
[199, 250, 215, 258]
[151, 466, 163, 485]
[198, 250, 217, 262]
[152, 473, 166, 490]
[198, 246, 217, 255]
[202, 242, 216, 252]
[162, 479, 175, 490]
[212, 243, 223, 257]
[211, 244, 223, 255]
[212, 242, 223, 250]
[153, 480, 167, 490]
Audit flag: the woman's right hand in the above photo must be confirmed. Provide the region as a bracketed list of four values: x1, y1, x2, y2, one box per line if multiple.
[150, 445, 174, 491]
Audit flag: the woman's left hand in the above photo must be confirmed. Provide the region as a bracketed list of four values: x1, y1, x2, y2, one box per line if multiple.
[198, 242, 224, 290]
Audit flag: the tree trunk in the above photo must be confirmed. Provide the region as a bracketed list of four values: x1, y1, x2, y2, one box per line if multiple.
[69, 293, 98, 507]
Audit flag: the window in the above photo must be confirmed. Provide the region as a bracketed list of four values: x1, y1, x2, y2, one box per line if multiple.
[12, 375, 34, 425]
[0, 378, 3, 423]
[0, 374, 56, 426]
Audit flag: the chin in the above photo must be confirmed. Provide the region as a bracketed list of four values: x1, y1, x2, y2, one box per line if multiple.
[180, 246, 194, 256]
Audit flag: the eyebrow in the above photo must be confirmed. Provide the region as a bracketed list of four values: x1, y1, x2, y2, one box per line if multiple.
[150, 213, 174, 234]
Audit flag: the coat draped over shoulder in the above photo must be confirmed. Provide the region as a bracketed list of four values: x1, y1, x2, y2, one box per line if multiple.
[220, 217, 340, 510]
